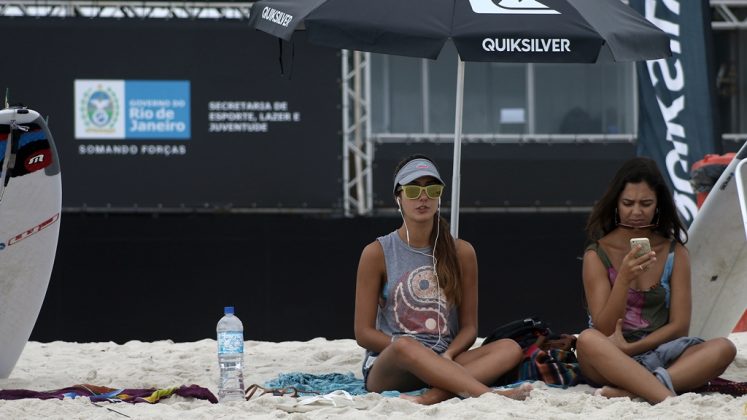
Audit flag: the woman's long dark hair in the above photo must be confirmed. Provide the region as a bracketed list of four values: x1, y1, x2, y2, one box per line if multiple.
[585, 157, 688, 244]
[393, 155, 462, 306]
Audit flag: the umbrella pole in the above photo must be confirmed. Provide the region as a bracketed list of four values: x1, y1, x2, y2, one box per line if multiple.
[450, 58, 465, 238]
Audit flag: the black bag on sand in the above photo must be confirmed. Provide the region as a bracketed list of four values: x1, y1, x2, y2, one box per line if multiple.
[482, 317, 581, 387]
[482, 317, 551, 349]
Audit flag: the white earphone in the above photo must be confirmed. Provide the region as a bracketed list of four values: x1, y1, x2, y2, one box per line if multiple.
[396, 191, 443, 350]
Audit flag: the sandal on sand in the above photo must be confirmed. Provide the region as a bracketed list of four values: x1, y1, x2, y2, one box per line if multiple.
[245, 384, 321, 400]
[245, 384, 269, 400]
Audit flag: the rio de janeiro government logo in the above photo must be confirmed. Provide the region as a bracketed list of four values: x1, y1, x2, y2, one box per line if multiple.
[79, 85, 120, 134]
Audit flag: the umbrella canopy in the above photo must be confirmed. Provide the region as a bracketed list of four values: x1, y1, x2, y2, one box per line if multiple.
[249, 0, 670, 63]
[248, 0, 671, 234]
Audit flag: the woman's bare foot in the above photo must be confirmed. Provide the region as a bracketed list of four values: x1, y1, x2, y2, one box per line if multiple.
[401, 383, 533, 404]
[594, 385, 637, 399]
[400, 388, 451, 405]
[494, 382, 533, 400]
[400, 393, 423, 403]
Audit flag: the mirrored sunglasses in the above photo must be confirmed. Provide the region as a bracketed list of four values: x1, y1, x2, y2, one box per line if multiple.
[400, 184, 444, 200]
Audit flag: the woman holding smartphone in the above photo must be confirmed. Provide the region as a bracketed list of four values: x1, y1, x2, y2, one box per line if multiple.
[354, 154, 529, 405]
[576, 157, 736, 404]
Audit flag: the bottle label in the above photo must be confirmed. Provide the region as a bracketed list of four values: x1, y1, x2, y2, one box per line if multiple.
[218, 331, 244, 354]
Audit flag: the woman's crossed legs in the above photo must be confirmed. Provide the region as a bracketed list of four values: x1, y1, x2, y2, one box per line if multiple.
[366, 337, 531, 405]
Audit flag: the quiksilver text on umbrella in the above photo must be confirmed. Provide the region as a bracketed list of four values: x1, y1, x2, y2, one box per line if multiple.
[482, 38, 570, 53]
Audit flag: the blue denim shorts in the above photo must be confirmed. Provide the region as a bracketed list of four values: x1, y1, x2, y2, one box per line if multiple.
[633, 336, 704, 372]
[361, 352, 378, 388]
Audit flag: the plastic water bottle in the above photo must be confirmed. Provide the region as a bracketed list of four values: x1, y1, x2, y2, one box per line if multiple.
[217, 306, 245, 402]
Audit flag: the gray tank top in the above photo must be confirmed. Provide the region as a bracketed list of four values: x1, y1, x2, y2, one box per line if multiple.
[369, 230, 459, 356]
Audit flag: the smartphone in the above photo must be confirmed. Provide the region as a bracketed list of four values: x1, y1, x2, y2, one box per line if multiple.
[630, 237, 652, 258]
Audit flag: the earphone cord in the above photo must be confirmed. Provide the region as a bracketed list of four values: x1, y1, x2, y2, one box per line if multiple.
[400, 206, 443, 352]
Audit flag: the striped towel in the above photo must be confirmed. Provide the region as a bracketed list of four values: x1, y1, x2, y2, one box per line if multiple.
[0, 384, 217, 404]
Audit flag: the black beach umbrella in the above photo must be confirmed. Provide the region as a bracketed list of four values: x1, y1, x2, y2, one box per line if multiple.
[248, 0, 672, 235]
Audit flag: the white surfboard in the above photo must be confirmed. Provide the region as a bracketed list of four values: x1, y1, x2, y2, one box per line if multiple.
[0, 107, 61, 378]
[688, 142, 747, 340]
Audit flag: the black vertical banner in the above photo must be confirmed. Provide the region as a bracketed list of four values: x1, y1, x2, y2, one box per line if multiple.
[629, 1, 719, 226]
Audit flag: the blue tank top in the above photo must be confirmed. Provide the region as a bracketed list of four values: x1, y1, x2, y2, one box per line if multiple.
[368, 230, 459, 356]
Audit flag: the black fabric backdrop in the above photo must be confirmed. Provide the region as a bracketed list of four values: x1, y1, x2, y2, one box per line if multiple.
[0, 18, 342, 209]
[32, 213, 591, 343]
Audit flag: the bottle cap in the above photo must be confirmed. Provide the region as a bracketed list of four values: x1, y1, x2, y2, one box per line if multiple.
[224, 306, 234, 315]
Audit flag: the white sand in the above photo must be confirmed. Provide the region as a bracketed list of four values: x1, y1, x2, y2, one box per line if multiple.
[1, 333, 746, 419]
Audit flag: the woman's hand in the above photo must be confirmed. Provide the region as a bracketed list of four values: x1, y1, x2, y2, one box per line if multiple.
[618, 246, 657, 285]
[607, 319, 634, 355]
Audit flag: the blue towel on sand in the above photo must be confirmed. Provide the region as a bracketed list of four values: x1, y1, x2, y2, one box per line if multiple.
[264, 372, 535, 398]
[266, 373, 366, 396]
[265, 372, 418, 397]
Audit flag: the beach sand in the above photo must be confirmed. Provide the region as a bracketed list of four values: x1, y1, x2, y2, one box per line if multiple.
[1, 333, 746, 419]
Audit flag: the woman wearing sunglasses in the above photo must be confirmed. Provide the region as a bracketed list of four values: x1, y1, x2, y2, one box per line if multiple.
[354, 155, 529, 404]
